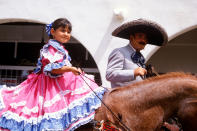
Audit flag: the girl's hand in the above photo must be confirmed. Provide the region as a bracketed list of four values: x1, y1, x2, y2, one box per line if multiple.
[71, 67, 83, 75]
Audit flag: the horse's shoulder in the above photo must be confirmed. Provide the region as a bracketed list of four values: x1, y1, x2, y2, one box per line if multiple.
[108, 87, 122, 94]
[103, 88, 122, 100]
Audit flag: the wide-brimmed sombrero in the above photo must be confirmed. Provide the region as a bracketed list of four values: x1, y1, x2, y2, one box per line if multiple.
[112, 19, 168, 46]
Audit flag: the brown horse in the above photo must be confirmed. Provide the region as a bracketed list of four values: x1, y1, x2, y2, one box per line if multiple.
[90, 72, 197, 131]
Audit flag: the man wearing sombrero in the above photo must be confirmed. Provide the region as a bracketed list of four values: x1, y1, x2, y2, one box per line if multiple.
[106, 18, 168, 88]
[105, 19, 182, 131]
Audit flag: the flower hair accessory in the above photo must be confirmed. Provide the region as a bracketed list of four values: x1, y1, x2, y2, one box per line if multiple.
[46, 23, 53, 36]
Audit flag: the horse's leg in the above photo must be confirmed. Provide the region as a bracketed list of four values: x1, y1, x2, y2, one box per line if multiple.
[178, 100, 197, 131]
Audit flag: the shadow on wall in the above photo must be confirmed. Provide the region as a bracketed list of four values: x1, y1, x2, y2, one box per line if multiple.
[147, 28, 197, 74]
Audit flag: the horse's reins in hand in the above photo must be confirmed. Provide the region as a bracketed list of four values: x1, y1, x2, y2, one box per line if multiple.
[79, 73, 131, 131]
[136, 63, 146, 80]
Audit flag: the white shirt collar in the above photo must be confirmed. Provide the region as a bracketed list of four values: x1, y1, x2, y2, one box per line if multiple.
[128, 42, 136, 52]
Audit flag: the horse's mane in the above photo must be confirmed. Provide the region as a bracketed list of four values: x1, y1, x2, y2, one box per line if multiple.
[133, 72, 196, 86]
[109, 72, 197, 94]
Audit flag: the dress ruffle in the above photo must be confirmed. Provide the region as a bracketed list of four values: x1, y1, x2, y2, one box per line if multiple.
[0, 88, 105, 131]
[43, 61, 67, 78]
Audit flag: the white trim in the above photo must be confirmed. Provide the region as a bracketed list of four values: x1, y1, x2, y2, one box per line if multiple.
[0, 88, 104, 125]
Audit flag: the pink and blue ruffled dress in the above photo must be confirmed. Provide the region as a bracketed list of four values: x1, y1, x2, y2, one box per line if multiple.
[0, 39, 105, 131]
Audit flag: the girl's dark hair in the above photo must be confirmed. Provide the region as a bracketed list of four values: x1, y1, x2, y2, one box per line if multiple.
[49, 18, 72, 39]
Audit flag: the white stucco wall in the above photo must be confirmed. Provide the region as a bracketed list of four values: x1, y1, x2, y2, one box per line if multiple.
[0, 0, 197, 86]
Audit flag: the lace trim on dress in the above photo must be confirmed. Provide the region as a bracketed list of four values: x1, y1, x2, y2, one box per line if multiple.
[65, 112, 95, 131]
[10, 101, 26, 109]
[1, 87, 104, 121]
[43, 94, 61, 107]
[0, 88, 105, 130]
[0, 88, 5, 111]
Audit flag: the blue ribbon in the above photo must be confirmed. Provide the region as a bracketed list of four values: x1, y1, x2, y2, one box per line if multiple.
[46, 23, 53, 36]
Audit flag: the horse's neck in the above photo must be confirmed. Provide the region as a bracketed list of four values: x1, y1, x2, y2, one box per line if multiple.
[119, 76, 197, 108]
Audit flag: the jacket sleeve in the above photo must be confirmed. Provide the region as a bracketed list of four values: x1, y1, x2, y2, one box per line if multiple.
[106, 49, 135, 82]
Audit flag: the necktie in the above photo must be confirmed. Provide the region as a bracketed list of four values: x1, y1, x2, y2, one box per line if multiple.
[131, 51, 146, 68]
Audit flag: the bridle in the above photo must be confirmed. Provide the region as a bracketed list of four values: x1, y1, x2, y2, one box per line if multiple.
[79, 74, 131, 131]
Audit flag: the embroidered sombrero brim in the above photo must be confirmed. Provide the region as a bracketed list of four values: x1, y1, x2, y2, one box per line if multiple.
[112, 19, 168, 46]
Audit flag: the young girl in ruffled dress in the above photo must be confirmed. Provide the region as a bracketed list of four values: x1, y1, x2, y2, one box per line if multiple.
[0, 18, 105, 131]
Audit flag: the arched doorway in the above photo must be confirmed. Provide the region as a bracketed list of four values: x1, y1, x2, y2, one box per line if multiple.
[0, 20, 102, 86]
[147, 27, 197, 75]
